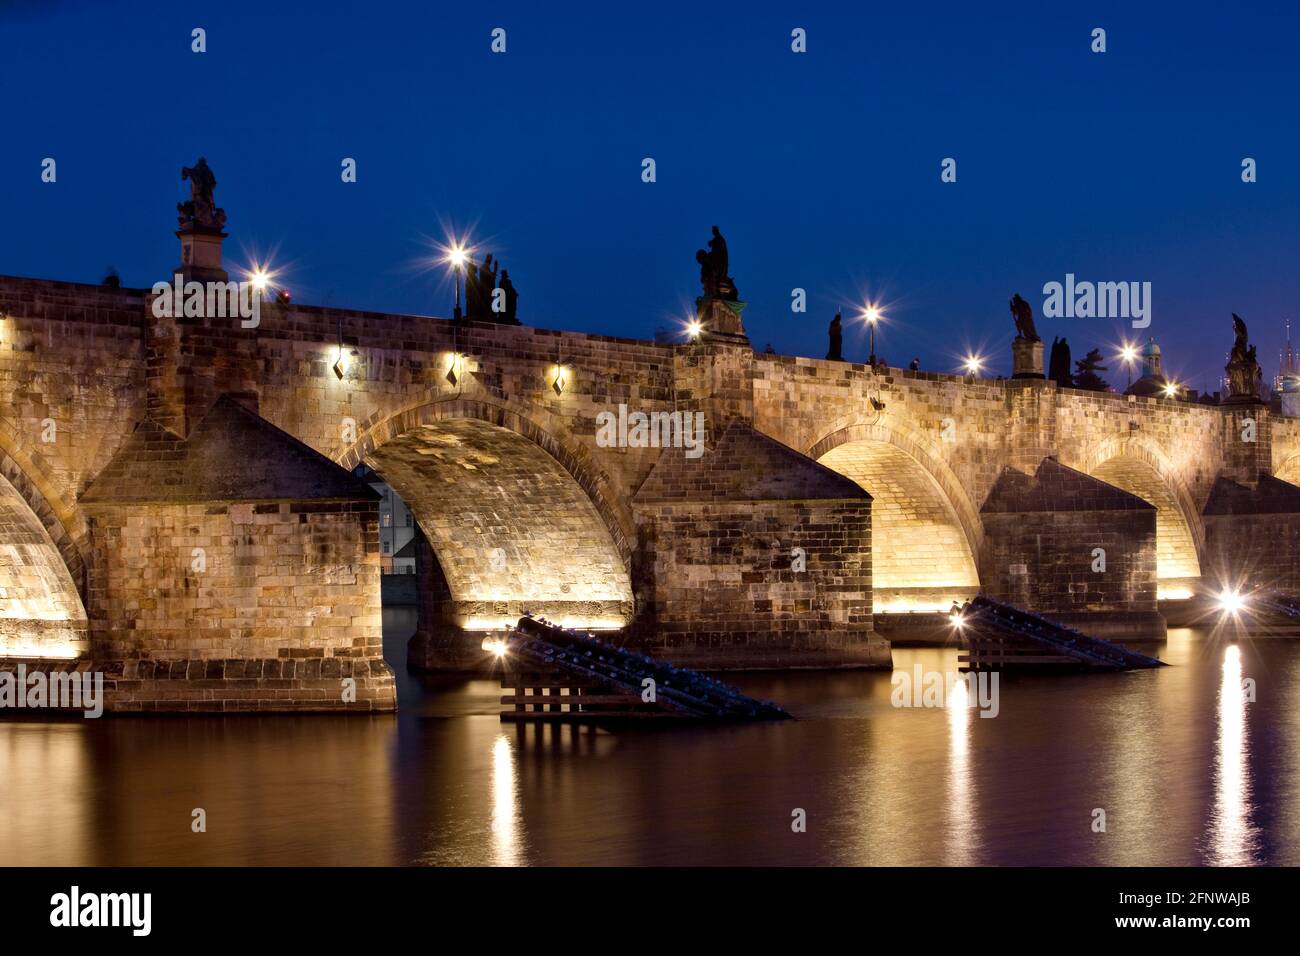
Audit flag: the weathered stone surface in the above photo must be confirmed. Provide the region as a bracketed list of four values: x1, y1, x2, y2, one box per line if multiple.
[4, 271, 1300, 695]
[631, 422, 884, 668]
[981, 459, 1163, 639]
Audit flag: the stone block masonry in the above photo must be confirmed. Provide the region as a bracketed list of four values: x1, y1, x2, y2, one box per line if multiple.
[980, 459, 1163, 640]
[631, 421, 887, 668]
[8, 268, 1300, 697]
[78, 396, 395, 712]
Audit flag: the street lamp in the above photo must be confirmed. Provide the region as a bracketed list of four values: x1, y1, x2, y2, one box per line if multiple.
[862, 304, 882, 365]
[962, 353, 984, 380]
[1118, 342, 1138, 388]
[445, 244, 468, 321]
[1162, 379, 1181, 400]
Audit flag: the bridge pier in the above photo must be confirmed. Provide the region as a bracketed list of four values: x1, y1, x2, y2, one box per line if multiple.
[79, 396, 396, 712]
[980, 459, 1166, 641]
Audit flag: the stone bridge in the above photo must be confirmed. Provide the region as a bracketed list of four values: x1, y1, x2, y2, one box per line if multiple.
[3, 255, 1299, 712]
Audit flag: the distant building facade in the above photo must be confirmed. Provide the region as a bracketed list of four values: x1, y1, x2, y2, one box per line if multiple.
[353, 464, 417, 574]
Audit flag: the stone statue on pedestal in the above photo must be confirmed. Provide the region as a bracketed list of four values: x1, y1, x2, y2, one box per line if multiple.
[177, 157, 226, 231]
[696, 225, 740, 300]
[1009, 293, 1040, 342]
[1225, 313, 1263, 401]
[499, 269, 519, 324]
[826, 311, 843, 361]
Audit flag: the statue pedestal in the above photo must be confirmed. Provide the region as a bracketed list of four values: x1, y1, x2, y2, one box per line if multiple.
[1012, 338, 1045, 380]
[176, 226, 228, 282]
[696, 296, 749, 346]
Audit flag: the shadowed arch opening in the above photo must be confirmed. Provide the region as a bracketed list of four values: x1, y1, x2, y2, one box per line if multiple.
[364, 416, 633, 632]
[812, 423, 981, 612]
[0, 469, 88, 658]
[1088, 447, 1202, 595]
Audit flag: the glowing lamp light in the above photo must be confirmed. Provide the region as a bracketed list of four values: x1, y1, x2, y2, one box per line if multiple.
[481, 636, 508, 658]
[249, 269, 272, 293]
[1216, 588, 1246, 615]
[445, 351, 463, 387]
[550, 365, 569, 396]
[686, 319, 703, 340]
[1120, 344, 1138, 364]
[863, 305, 882, 324]
[963, 354, 984, 376]
[949, 611, 965, 630]
[446, 245, 468, 270]
[332, 350, 349, 381]
[1163, 380, 1181, 399]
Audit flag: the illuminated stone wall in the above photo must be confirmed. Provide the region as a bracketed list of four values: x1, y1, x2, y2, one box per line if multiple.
[0, 471, 87, 657]
[1203, 475, 1300, 594]
[980, 459, 1162, 639]
[367, 417, 633, 632]
[630, 422, 886, 668]
[1, 272, 1296, 685]
[816, 440, 979, 611]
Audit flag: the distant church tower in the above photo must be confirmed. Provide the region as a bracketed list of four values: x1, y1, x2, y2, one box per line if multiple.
[1139, 338, 1162, 379]
[1278, 320, 1300, 417]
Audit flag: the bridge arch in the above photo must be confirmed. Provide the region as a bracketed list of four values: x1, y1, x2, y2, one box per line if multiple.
[1275, 453, 1300, 486]
[338, 398, 634, 632]
[1081, 437, 1203, 594]
[808, 419, 982, 612]
[0, 429, 89, 658]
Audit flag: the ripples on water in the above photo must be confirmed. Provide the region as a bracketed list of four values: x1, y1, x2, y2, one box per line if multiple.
[1, 611, 1297, 866]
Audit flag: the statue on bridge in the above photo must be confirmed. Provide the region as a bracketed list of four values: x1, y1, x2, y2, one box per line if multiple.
[1225, 312, 1263, 402]
[177, 157, 226, 231]
[1048, 336, 1072, 388]
[696, 225, 740, 300]
[826, 311, 843, 361]
[499, 269, 519, 324]
[465, 253, 499, 321]
[1009, 293, 1040, 342]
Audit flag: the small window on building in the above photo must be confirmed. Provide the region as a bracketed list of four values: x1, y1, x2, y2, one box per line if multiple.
[405, 513, 413, 527]
[382, 513, 392, 527]
[382, 541, 392, 554]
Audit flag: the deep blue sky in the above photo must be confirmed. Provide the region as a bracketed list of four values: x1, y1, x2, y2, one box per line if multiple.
[2, 1, 1297, 389]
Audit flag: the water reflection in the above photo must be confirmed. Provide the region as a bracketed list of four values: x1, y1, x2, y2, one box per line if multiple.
[0, 627, 1296, 865]
[945, 675, 975, 865]
[491, 733, 522, 866]
[1207, 644, 1257, 864]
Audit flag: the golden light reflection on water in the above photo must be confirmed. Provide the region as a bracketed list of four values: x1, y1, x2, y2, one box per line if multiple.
[491, 733, 522, 866]
[3, 626, 1299, 866]
[1207, 644, 1257, 864]
[944, 673, 976, 865]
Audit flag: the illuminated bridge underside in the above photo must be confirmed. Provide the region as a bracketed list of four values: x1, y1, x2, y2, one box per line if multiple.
[0, 474, 87, 658]
[1091, 456, 1201, 592]
[818, 441, 980, 612]
[366, 419, 633, 631]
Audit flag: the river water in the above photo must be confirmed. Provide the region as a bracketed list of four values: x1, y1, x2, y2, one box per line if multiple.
[1, 609, 1297, 866]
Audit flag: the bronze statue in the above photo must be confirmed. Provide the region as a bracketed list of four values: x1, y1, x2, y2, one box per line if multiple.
[499, 269, 519, 324]
[708, 226, 728, 283]
[1048, 336, 1072, 388]
[465, 256, 483, 319]
[695, 226, 739, 300]
[481, 253, 498, 318]
[826, 311, 843, 361]
[1225, 312, 1263, 400]
[1009, 293, 1039, 342]
[177, 157, 226, 230]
